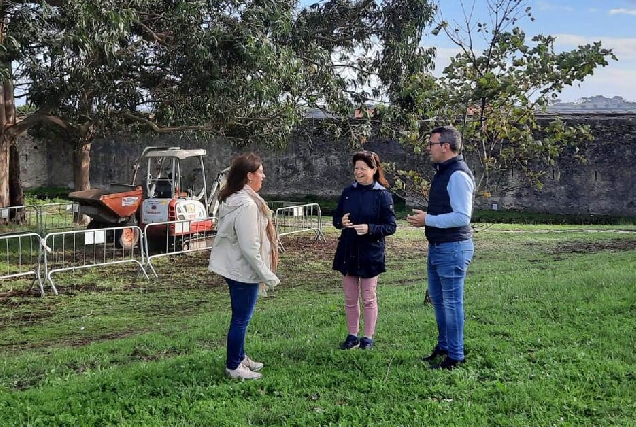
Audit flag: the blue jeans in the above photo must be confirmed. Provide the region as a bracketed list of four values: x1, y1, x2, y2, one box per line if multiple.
[427, 240, 474, 361]
[225, 278, 259, 370]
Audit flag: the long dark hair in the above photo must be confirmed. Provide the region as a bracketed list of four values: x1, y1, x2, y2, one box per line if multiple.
[218, 152, 262, 203]
[352, 150, 389, 187]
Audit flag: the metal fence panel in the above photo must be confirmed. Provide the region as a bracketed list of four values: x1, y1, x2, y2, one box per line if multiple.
[38, 202, 81, 234]
[266, 200, 301, 212]
[0, 205, 40, 234]
[0, 232, 45, 296]
[143, 218, 216, 278]
[42, 226, 148, 294]
[274, 203, 325, 251]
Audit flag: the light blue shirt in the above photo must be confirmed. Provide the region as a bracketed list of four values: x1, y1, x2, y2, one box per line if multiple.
[425, 171, 474, 228]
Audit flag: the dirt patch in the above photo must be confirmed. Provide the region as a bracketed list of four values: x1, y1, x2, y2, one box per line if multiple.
[279, 235, 338, 256]
[278, 233, 428, 260]
[550, 238, 636, 254]
[0, 288, 42, 301]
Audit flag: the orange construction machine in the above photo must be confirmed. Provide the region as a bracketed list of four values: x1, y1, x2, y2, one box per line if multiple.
[69, 147, 228, 249]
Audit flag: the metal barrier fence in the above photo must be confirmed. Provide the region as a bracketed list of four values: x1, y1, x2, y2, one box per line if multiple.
[0, 232, 45, 296]
[0, 203, 80, 235]
[38, 202, 81, 234]
[0, 205, 40, 233]
[42, 226, 148, 294]
[143, 218, 216, 278]
[1, 201, 325, 294]
[266, 200, 302, 211]
[274, 203, 325, 251]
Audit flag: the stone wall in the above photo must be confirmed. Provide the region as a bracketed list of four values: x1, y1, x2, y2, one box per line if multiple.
[490, 115, 636, 215]
[16, 114, 636, 216]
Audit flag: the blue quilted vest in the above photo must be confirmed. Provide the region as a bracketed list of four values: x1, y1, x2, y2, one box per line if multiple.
[425, 155, 474, 244]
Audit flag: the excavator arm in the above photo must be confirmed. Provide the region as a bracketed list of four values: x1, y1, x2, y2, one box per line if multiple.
[207, 167, 230, 219]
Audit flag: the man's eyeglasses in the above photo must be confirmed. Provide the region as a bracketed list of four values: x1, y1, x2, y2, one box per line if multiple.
[428, 142, 446, 147]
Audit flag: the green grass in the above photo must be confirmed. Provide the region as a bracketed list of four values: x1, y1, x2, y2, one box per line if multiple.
[1, 222, 635, 426]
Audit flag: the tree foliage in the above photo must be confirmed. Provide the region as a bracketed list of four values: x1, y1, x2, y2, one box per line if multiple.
[16, 0, 436, 144]
[4, 0, 614, 210]
[385, 0, 617, 203]
[2, 0, 435, 204]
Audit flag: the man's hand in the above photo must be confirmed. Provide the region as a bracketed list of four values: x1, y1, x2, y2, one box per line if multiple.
[406, 209, 426, 227]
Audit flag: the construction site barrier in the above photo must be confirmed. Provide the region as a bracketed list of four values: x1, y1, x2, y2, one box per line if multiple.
[42, 226, 148, 294]
[143, 218, 216, 278]
[0, 203, 81, 235]
[1, 201, 325, 293]
[0, 232, 45, 296]
[0, 205, 40, 233]
[38, 202, 81, 234]
[274, 203, 325, 251]
[266, 200, 302, 212]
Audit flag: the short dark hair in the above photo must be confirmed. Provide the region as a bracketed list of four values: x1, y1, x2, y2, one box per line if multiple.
[218, 152, 262, 202]
[431, 125, 462, 152]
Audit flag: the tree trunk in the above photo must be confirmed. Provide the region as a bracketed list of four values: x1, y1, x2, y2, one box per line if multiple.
[9, 141, 23, 204]
[73, 141, 92, 192]
[8, 139, 24, 222]
[72, 125, 95, 225]
[0, 134, 8, 208]
[1, 71, 18, 209]
[0, 78, 9, 208]
[0, 8, 6, 208]
[72, 124, 95, 192]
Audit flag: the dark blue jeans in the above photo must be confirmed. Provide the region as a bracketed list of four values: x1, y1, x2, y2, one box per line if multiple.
[225, 278, 259, 370]
[427, 240, 474, 361]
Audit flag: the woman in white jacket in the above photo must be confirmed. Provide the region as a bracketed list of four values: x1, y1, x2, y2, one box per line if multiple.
[209, 153, 280, 380]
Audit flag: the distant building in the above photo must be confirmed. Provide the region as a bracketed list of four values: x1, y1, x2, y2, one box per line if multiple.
[547, 95, 636, 113]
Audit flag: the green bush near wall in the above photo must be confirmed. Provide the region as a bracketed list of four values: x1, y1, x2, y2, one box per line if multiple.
[25, 187, 72, 200]
[473, 209, 636, 225]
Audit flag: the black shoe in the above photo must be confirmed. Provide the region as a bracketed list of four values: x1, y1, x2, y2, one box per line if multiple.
[359, 337, 374, 350]
[339, 334, 360, 350]
[431, 357, 465, 370]
[421, 346, 448, 362]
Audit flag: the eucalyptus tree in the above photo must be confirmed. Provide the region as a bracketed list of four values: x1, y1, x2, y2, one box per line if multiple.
[5, 0, 435, 206]
[385, 0, 616, 203]
[0, 0, 17, 208]
[0, 0, 47, 208]
[0, 0, 140, 206]
[118, 0, 436, 147]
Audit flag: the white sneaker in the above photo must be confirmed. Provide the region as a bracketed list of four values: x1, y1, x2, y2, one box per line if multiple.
[241, 355, 264, 372]
[225, 364, 262, 380]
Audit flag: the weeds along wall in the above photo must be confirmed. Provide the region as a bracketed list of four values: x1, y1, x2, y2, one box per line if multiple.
[16, 114, 636, 216]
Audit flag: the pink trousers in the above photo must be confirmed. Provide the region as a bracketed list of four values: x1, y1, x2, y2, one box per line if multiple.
[342, 275, 378, 338]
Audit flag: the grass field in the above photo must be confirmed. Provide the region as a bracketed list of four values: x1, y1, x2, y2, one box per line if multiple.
[1, 222, 635, 426]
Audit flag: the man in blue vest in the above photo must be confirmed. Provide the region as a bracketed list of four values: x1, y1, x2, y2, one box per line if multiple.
[406, 125, 475, 370]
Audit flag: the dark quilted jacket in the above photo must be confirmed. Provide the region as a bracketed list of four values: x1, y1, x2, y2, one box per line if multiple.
[332, 181, 397, 278]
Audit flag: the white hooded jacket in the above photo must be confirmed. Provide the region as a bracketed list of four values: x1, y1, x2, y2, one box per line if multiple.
[208, 188, 280, 287]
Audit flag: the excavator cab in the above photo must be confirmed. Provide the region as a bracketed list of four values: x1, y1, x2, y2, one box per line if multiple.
[70, 146, 228, 250]
[140, 147, 208, 202]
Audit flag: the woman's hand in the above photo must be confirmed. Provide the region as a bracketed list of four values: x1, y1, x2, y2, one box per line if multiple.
[342, 213, 354, 228]
[352, 224, 368, 235]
